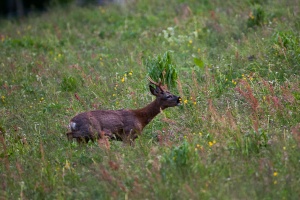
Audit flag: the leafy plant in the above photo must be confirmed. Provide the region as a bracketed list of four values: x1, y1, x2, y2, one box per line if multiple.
[272, 31, 300, 64]
[161, 140, 197, 178]
[242, 129, 269, 155]
[144, 51, 178, 88]
[247, 4, 265, 27]
[61, 76, 79, 92]
[165, 140, 190, 167]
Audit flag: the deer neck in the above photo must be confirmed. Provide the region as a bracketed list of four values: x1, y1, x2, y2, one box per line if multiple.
[132, 99, 163, 128]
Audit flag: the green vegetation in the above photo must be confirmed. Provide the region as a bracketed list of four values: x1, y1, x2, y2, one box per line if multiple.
[145, 51, 178, 88]
[1, 0, 300, 199]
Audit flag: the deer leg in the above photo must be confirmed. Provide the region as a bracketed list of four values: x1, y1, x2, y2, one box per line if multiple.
[67, 129, 92, 144]
[119, 129, 137, 145]
[102, 128, 117, 140]
[66, 131, 73, 141]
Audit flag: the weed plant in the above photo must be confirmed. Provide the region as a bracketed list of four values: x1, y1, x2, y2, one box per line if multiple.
[0, 0, 300, 199]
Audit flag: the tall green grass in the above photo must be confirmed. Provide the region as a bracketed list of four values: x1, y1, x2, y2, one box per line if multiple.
[1, 0, 300, 199]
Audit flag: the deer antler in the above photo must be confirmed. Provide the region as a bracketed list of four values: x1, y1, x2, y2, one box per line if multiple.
[147, 77, 167, 91]
[147, 77, 160, 86]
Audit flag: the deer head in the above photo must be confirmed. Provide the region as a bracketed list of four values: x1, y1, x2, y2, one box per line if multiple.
[148, 77, 182, 109]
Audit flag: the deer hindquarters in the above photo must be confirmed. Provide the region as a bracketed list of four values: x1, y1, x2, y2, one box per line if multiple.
[67, 120, 95, 141]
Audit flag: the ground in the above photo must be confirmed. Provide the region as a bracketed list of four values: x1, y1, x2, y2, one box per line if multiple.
[0, 0, 300, 199]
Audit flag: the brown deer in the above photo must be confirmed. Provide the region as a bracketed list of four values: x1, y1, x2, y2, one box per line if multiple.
[66, 78, 181, 144]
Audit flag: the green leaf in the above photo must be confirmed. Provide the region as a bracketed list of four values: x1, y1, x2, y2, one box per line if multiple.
[194, 57, 204, 68]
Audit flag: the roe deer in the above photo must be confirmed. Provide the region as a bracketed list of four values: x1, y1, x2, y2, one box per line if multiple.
[66, 78, 181, 143]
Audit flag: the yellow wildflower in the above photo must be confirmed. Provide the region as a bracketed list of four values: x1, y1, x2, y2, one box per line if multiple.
[273, 172, 278, 177]
[209, 140, 216, 147]
[64, 160, 71, 170]
[100, 8, 105, 14]
[249, 12, 255, 19]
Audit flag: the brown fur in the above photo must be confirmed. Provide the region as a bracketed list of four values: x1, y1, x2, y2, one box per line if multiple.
[67, 84, 181, 144]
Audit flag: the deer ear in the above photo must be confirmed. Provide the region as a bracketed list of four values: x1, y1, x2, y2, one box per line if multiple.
[149, 85, 159, 96]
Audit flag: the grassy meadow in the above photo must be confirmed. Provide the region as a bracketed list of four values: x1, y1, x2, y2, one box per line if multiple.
[1, 0, 300, 199]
